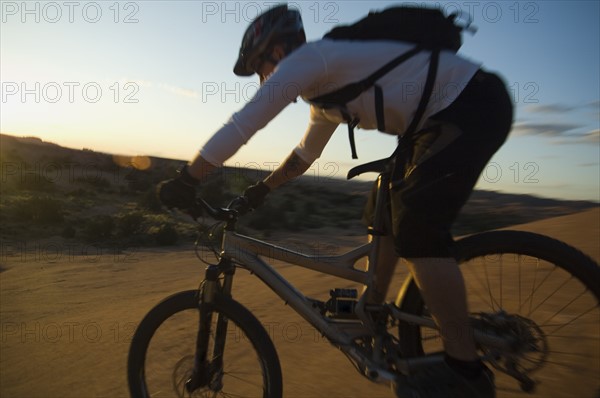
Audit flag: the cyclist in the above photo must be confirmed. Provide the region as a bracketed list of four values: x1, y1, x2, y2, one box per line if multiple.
[158, 4, 513, 397]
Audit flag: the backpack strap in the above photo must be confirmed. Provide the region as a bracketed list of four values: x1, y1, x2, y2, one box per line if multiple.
[310, 45, 425, 159]
[374, 84, 385, 131]
[389, 48, 440, 188]
[310, 45, 424, 106]
[403, 48, 440, 139]
[373, 48, 439, 134]
[308, 45, 439, 160]
[339, 108, 360, 159]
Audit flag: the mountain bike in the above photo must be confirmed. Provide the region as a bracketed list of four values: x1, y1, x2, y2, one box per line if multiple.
[127, 156, 600, 398]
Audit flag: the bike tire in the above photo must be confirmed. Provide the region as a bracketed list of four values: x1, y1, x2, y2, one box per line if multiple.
[128, 290, 282, 398]
[396, 230, 600, 397]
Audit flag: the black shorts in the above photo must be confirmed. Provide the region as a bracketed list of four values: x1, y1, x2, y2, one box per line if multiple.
[363, 70, 513, 258]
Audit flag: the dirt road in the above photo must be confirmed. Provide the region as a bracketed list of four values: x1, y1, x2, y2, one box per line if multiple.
[1, 209, 598, 397]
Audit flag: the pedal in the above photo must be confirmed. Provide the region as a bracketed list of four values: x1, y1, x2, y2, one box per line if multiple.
[326, 288, 358, 319]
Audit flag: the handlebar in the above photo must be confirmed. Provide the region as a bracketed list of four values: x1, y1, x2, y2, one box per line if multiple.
[191, 195, 252, 223]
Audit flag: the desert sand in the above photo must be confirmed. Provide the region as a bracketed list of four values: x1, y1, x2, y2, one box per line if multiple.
[1, 208, 598, 398]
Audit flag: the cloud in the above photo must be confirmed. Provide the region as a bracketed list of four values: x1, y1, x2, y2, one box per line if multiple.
[551, 129, 600, 145]
[588, 101, 600, 120]
[111, 78, 199, 99]
[158, 83, 199, 99]
[577, 129, 600, 143]
[526, 104, 576, 114]
[525, 100, 600, 115]
[587, 100, 600, 109]
[512, 122, 599, 145]
[511, 122, 582, 137]
[116, 78, 153, 88]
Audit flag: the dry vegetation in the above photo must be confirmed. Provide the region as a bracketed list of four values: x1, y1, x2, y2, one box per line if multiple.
[1, 133, 596, 250]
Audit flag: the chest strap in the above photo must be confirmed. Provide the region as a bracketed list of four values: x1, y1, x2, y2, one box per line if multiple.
[309, 46, 440, 159]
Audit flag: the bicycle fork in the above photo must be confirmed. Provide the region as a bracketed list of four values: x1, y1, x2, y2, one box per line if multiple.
[186, 259, 235, 393]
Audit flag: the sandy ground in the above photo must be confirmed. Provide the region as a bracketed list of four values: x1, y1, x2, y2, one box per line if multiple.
[1, 208, 598, 398]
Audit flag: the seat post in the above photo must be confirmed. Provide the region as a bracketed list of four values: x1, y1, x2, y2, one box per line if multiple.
[355, 169, 392, 326]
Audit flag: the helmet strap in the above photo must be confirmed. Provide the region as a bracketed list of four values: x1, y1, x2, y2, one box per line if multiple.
[257, 45, 283, 71]
[265, 55, 280, 66]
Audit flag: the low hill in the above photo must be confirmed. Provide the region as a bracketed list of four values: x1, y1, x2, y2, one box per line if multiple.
[1, 133, 597, 247]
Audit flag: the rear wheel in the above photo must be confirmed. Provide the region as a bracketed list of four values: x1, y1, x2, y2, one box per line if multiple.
[396, 231, 600, 398]
[128, 290, 282, 397]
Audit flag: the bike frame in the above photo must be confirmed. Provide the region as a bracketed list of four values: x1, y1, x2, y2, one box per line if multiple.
[222, 167, 392, 334]
[200, 166, 428, 382]
[221, 229, 373, 340]
[200, 161, 513, 384]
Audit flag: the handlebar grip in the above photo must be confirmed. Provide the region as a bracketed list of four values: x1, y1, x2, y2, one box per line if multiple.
[191, 196, 251, 222]
[227, 196, 251, 215]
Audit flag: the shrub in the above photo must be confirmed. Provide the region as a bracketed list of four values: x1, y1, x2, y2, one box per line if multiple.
[67, 188, 91, 197]
[116, 211, 145, 237]
[12, 196, 64, 224]
[61, 224, 76, 238]
[83, 215, 114, 241]
[155, 223, 179, 245]
[75, 176, 111, 190]
[139, 188, 162, 212]
[125, 169, 154, 192]
[15, 174, 56, 193]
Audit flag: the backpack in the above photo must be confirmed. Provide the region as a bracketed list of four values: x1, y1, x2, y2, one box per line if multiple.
[308, 6, 475, 158]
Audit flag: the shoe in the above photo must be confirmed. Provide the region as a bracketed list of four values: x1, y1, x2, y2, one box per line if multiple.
[393, 361, 495, 398]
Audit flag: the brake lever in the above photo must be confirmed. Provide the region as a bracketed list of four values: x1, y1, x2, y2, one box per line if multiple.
[194, 197, 240, 221]
[227, 196, 251, 215]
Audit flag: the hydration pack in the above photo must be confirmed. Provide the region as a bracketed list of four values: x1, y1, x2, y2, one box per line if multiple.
[308, 6, 475, 158]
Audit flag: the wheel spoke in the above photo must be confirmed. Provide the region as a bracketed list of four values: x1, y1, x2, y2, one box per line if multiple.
[528, 275, 574, 316]
[482, 259, 501, 311]
[128, 291, 281, 398]
[522, 263, 558, 317]
[397, 231, 600, 398]
[542, 302, 598, 336]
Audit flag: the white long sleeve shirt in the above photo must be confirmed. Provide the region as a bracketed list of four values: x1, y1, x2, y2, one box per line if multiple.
[200, 39, 480, 166]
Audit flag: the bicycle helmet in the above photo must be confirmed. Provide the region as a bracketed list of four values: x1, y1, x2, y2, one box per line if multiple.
[233, 4, 306, 76]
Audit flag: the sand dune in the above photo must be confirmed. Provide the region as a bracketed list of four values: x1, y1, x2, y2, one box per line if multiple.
[502, 207, 599, 262]
[1, 208, 598, 397]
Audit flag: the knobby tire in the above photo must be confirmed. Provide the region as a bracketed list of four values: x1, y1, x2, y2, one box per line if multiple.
[128, 290, 282, 398]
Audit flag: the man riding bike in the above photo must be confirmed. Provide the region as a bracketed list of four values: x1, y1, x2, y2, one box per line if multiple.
[159, 4, 513, 397]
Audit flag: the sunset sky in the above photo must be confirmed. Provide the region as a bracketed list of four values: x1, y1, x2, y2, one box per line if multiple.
[1, 1, 599, 201]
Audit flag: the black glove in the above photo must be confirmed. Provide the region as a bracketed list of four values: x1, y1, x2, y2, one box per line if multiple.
[243, 181, 270, 209]
[157, 165, 200, 212]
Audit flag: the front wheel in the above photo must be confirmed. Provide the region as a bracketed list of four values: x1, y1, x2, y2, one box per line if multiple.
[396, 230, 600, 397]
[128, 290, 282, 398]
